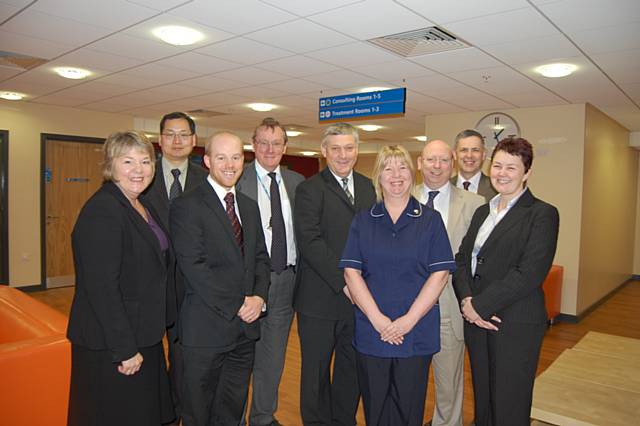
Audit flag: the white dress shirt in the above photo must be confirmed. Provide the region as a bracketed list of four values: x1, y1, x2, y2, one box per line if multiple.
[207, 175, 240, 223]
[162, 157, 189, 199]
[455, 171, 482, 194]
[329, 169, 355, 199]
[422, 182, 451, 228]
[254, 162, 297, 266]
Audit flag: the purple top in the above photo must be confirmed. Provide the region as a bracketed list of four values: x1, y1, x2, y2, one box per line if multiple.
[146, 210, 169, 252]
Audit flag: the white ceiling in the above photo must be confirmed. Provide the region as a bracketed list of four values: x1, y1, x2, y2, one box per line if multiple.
[1, 0, 639, 152]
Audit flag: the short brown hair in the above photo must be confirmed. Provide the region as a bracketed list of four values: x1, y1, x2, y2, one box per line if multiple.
[372, 145, 415, 202]
[491, 137, 533, 172]
[454, 129, 484, 147]
[102, 131, 155, 181]
[252, 117, 288, 145]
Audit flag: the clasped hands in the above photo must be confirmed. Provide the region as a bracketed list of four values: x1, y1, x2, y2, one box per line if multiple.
[460, 297, 501, 331]
[237, 295, 265, 323]
[371, 314, 416, 346]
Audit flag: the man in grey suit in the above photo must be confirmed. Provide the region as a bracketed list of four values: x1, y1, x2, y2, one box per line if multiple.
[142, 111, 207, 422]
[417, 140, 484, 426]
[451, 129, 497, 201]
[237, 117, 304, 426]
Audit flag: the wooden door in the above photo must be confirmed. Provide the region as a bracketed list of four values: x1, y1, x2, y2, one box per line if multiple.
[45, 140, 103, 288]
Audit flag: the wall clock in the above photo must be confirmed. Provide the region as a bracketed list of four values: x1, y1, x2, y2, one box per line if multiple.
[475, 112, 521, 151]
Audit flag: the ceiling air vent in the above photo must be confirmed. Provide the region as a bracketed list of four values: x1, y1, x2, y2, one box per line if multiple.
[186, 109, 227, 117]
[368, 27, 470, 57]
[0, 51, 48, 70]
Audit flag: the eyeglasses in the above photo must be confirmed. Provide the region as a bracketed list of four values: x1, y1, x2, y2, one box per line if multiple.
[255, 139, 285, 150]
[162, 132, 193, 141]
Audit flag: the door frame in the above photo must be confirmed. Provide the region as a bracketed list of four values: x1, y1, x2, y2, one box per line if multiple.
[0, 130, 8, 285]
[40, 133, 105, 290]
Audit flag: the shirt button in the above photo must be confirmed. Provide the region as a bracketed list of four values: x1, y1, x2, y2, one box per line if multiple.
[392, 232, 396, 237]
[474, 274, 481, 280]
[477, 257, 485, 265]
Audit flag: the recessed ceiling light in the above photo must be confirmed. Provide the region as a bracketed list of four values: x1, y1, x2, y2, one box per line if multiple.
[413, 136, 427, 142]
[243, 144, 254, 151]
[153, 25, 204, 46]
[248, 103, 276, 112]
[360, 86, 391, 93]
[300, 151, 318, 156]
[54, 67, 91, 80]
[535, 63, 577, 78]
[286, 130, 302, 137]
[358, 124, 382, 132]
[0, 92, 25, 100]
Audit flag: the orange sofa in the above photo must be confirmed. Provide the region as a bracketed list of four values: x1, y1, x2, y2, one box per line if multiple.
[0, 286, 70, 426]
[542, 265, 563, 324]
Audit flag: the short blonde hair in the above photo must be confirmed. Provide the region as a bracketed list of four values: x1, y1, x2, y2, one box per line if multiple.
[102, 131, 155, 181]
[372, 145, 415, 202]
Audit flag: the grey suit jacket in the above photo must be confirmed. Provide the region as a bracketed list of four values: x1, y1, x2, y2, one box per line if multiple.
[416, 184, 484, 340]
[450, 173, 497, 202]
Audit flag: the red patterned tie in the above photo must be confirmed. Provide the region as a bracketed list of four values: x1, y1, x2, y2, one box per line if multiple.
[224, 192, 244, 255]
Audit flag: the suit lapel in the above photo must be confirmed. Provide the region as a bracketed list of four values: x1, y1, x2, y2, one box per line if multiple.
[200, 183, 243, 259]
[478, 190, 534, 256]
[281, 168, 297, 208]
[447, 188, 464, 240]
[237, 162, 259, 202]
[184, 162, 204, 192]
[321, 168, 355, 211]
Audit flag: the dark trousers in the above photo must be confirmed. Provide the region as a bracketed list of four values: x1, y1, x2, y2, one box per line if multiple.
[464, 321, 546, 426]
[297, 313, 359, 426]
[356, 352, 431, 426]
[181, 340, 255, 426]
[168, 326, 184, 420]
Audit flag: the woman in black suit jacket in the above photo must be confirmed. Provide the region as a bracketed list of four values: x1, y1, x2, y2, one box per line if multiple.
[67, 131, 174, 426]
[453, 137, 559, 426]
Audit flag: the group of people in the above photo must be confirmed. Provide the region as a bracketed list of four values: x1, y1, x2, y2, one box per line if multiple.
[65, 112, 559, 426]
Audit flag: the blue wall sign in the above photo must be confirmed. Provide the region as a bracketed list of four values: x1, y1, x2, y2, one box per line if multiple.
[319, 88, 406, 122]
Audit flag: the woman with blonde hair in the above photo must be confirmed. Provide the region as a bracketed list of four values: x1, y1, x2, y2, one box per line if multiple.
[67, 131, 175, 425]
[340, 145, 454, 426]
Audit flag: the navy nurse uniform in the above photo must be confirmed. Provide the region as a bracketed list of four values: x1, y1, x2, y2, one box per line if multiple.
[339, 197, 455, 426]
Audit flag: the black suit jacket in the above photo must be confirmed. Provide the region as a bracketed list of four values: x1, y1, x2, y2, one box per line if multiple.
[293, 168, 376, 320]
[170, 181, 271, 350]
[67, 182, 169, 362]
[453, 189, 559, 324]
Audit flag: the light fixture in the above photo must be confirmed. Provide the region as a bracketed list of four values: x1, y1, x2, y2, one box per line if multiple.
[248, 103, 276, 112]
[286, 130, 302, 137]
[0, 92, 24, 100]
[535, 63, 577, 78]
[54, 67, 91, 80]
[243, 144, 254, 151]
[360, 86, 391, 93]
[300, 151, 317, 156]
[413, 136, 427, 142]
[358, 124, 382, 132]
[153, 25, 204, 46]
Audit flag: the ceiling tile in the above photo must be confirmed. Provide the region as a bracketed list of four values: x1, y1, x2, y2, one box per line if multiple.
[170, 0, 296, 35]
[447, 66, 545, 96]
[125, 0, 189, 11]
[445, 8, 559, 47]
[405, 91, 465, 114]
[258, 0, 363, 17]
[0, 66, 22, 80]
[396, 0, 530, 25]
[570, 21, 640, 56]
[31, 0, 157, 30]
[0, 81, 57, 97]
[538, 0, 640, 33]
[7, 65, 108, 92]
[2, 10, 112, 47]
[1, 0, 34, 7]
[120, 63, 204, 84]
[305, 42, 400, 68]
[30, 93, 89, 107]
[48, 49, 144, 73]
[156, 52, 242, 73]
[256, 56, 339, 78]
[591, 49, 640, 85]
[411, 48, 503, 73]
[89, 33, 183, 61]
[213, 67, 288, 84]
[0, 3, 20, 22]
[302, 69, 379, 89]
[245, 19, 353, 53]
[270, 93, 319, 109]
[309, 0, 434, 40]
[482, 33, 581, 65]
[621, 82, 640, 102]
[96, 72, 169, 89]
[179, 74, 249, 91]
[507, 89, 568, 108]
[597, 105, 640, 132]
[394, 74, 463, 95]
[195, 37, 293, 65]
[358, 59, 433, 81]
[124, 13, 232, 47]
[230, 85, 289, 99]
[0, 29, 73, 59]
[419, 85, 514, 110]
[82, 101, 131, 113]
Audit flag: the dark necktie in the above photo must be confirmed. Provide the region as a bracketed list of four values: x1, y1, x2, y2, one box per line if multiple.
[224, 192, 244, 255]
[169, 168, 182, 200]
[268, 172, 287, 273]
[426, 190, 439, 209]
[341, 177, 354, 205]
[462, 181, 471, 191]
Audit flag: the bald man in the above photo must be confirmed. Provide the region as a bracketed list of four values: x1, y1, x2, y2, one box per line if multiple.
[417, 140, 484, 426]
[170, 131, 271, 426]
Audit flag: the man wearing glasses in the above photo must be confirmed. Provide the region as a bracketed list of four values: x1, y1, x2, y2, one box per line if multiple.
[237, 117, 304, 426]
[143, 111, 207, 424]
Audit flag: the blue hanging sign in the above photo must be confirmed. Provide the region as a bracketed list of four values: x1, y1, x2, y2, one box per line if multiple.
[319, 88, 406, 122]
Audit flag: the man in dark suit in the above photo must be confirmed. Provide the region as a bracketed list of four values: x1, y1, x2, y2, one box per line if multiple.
[170, 131, 271, 426]
[450, 129, 497, 201]
[294, 122, 376, 426]
[237, 118, 304, 426]
[142, 111, 207, 421]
